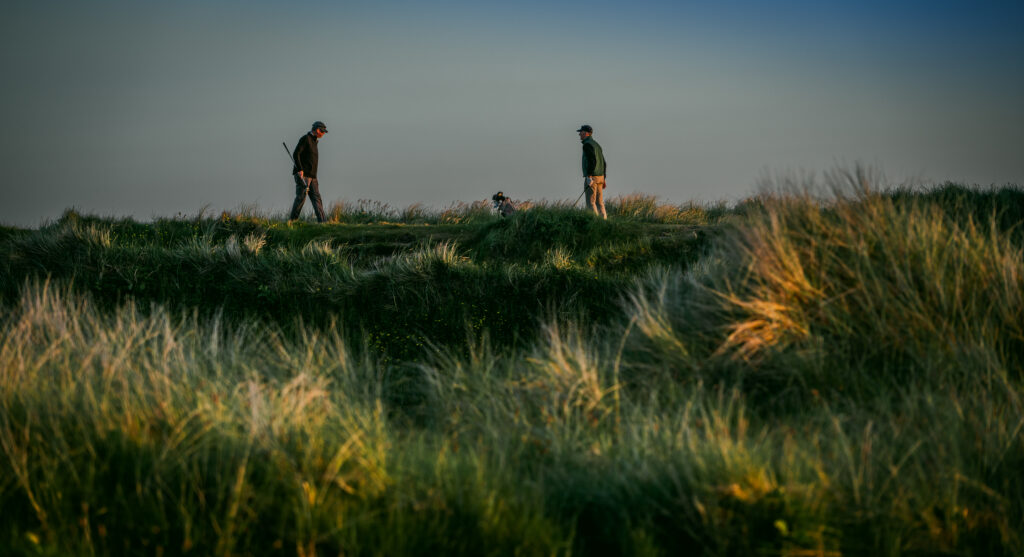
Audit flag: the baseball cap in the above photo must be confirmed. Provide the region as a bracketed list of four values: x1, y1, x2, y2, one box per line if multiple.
[576, 124, 593, 133]
[312, 121, 328, 133]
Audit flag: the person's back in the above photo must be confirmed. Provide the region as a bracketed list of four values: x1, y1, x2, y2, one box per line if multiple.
[581, 135, 606, 178]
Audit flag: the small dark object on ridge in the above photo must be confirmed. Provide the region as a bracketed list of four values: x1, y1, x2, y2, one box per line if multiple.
[492, 191, 517, 217]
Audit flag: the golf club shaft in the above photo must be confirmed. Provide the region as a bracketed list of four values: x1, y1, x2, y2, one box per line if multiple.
[574, 190, 585, 206]
[284, 141, 307, 185]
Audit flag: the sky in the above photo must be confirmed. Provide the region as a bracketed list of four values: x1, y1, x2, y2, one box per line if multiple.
[1, 0, 1022, 226]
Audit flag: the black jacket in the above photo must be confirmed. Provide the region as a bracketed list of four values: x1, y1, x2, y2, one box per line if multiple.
[292, 132, 319, 178]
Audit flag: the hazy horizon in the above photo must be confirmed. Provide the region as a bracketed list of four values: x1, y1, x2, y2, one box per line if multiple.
[2, 0, 1022, 226]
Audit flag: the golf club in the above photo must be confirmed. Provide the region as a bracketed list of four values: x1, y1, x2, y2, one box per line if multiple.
[284, 141, 310, 196]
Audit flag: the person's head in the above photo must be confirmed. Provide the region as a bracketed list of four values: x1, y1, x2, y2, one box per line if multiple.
[576, 124, 593, 140]
[311, 121, 328, 138]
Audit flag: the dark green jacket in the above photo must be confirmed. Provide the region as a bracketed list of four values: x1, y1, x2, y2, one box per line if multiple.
[581, 136, 606, 177]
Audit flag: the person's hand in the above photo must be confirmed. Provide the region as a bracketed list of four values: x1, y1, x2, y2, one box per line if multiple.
[298, 171, 304, 179]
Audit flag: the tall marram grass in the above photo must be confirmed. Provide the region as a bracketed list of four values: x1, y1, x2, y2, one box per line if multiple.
[622, 169, 1024, 399]
[612, 170, 1024, 552]
[0, 282, 574, 556]
[0, 283, 832, 556]
[2, 174, 1023, 555]
[0, 281, 389, 555]
[3, 279, 1023, 554]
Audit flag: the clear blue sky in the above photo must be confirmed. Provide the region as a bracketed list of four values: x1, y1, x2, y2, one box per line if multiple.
[2, 0, 1022, 225]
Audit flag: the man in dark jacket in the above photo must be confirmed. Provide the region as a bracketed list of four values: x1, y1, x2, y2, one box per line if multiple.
[289, 121, 328, 222]
[577, 124, 607, 219]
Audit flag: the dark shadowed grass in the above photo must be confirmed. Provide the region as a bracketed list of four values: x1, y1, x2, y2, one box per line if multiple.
[887, 181, 1024, 243]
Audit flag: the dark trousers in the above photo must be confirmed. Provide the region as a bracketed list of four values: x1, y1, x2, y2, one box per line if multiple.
[290, 174, 327, 222]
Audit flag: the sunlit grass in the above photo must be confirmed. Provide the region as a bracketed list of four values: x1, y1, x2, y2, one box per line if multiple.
[1, 175, 1023, 554]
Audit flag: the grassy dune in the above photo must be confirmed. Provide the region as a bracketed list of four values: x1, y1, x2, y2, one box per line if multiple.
[1, 177, 1023, 555]
[0, 195, 719, 360]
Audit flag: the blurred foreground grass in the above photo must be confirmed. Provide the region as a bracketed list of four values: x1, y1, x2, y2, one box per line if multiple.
[1, 179, 1023, 555]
